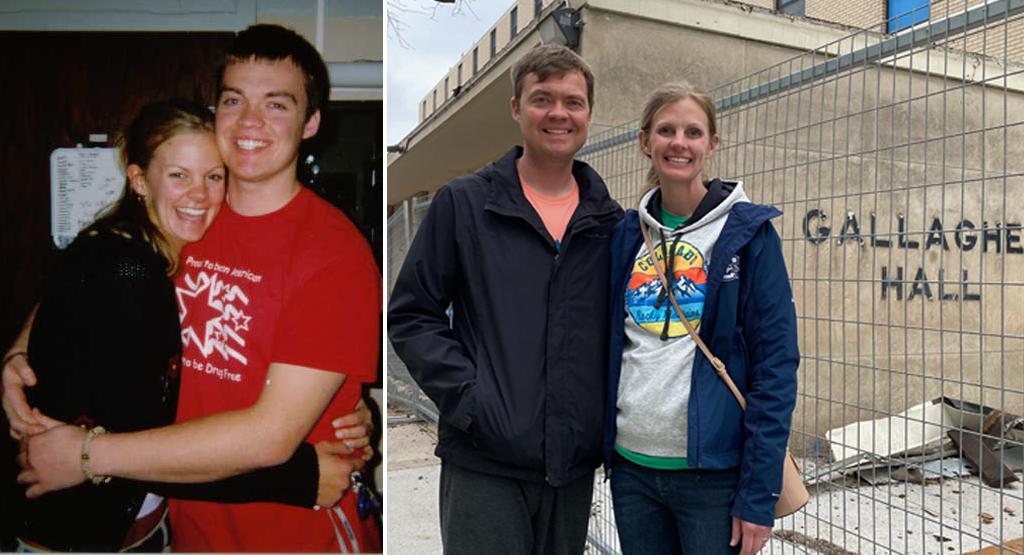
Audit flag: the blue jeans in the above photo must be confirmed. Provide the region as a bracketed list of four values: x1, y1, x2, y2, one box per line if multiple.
[611, 455, 741, 555]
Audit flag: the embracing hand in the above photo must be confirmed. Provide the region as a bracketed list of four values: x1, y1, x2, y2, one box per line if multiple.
[313, 440, 366, 508]
[16, 412, 87, 498]
[2, 351, 43, 439]
[330, 397, 376, 462]
[731, 517, 772, 555]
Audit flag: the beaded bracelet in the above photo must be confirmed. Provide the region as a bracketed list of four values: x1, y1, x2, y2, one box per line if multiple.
[82, 426, 112, 485]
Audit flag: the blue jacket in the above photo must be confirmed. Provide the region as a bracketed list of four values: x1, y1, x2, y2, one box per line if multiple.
[604, 201, 800, 527]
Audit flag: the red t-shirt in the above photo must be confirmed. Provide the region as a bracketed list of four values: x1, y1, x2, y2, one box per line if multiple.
[170, 187, 381, 552]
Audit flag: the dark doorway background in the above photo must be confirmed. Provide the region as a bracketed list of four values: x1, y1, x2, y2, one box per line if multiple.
[0, 31, 382, 548]
[302, 101, 384, 269]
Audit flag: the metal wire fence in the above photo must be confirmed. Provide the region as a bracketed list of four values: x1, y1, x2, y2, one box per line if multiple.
[386, 195, 439, 424]
[387, 1, 1024, 552]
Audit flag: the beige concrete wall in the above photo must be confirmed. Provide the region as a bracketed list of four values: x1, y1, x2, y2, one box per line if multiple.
[578, 4, 850, 131]
[726, 81, 1024, 453]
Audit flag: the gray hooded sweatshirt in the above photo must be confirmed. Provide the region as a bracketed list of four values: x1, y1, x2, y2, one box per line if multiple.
[616, 180, 748, 459]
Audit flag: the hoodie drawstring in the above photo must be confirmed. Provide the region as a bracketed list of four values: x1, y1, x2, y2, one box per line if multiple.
[652, 227, 683, 341]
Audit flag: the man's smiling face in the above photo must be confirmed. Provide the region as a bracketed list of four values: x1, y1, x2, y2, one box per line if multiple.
[214, 57, 319, 187]
[511, 70, 592, 165]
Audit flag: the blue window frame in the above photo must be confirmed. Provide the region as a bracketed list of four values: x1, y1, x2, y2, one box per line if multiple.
[888, 0, 929, 33]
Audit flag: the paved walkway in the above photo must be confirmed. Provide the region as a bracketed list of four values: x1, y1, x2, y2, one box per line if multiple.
[386, 414, 442, 555]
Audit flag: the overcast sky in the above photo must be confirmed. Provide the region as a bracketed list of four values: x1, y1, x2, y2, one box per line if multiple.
[386, 1, 510, 144]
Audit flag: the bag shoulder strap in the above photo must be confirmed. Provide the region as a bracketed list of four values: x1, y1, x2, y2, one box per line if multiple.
[639, 217, 747, 411]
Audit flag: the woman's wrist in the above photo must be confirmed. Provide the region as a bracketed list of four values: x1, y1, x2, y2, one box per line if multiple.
[81, 426, 112, 485]
[2, 350, 27, 367]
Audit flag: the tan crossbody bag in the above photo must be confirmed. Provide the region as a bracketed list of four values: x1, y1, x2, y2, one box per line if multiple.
[639, 217, 809, 518]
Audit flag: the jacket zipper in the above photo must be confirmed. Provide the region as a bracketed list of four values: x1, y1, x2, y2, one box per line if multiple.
[485, 199, 619, 483]
[555, 203, 619, 262]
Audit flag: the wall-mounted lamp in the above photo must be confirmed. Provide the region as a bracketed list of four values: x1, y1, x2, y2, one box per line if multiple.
[539, 7, 582, 48]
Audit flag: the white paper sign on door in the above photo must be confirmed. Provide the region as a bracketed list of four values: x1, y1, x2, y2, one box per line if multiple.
[50, 148, 124, 249]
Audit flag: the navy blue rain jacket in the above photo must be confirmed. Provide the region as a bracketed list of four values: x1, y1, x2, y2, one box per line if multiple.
[604, 201, 800, 526]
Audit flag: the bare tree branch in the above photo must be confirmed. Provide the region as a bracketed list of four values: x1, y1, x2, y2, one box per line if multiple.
[387, 0, 480, 49]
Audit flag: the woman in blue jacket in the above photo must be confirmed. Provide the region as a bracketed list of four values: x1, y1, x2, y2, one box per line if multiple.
[604, 82, 800, 555]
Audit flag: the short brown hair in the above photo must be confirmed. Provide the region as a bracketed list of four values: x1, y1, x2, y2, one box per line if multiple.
[639, 81, 717, 186]
[510, 44, 595, 108]
[218, 24, 329, 122]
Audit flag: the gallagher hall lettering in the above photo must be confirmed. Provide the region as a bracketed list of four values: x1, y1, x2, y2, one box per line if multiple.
[803, 209, 1023, 302]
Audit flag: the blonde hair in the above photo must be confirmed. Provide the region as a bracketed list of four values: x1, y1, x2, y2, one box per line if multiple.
[638, 82, 717, 187]
[88, 99, 215, 275]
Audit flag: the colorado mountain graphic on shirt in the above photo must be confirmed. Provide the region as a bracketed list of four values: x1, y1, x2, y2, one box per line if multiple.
[626, 239, 708, 338]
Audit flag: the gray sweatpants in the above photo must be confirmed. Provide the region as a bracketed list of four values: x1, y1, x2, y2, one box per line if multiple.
[438, 462, 595, 555]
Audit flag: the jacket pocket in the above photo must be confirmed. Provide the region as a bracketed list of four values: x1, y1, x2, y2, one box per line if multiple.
[469, 359, 545, 469]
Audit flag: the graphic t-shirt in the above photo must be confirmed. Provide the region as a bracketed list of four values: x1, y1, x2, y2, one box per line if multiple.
[170, 187, 381, 553]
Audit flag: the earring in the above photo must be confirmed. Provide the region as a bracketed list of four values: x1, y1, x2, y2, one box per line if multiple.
[133, 179, 146, 204]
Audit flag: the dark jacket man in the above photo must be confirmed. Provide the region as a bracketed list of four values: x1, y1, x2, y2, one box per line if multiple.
[389, 146, 623, 486]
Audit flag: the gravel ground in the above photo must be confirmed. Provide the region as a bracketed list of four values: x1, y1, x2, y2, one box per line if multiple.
[771, 459, 1024, 554]
[385, 411, 1024, 554]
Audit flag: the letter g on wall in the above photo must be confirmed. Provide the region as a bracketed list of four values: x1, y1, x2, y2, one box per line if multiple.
[804, 209, 830, 244]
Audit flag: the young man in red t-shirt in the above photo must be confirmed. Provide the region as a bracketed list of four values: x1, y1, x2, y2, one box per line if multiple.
[10, 25, 381, 552]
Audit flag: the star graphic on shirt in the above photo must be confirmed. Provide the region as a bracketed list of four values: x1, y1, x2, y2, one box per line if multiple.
[176, 277, 203, 328]
[231, 312, 252, 332]
[176, 269, 250, 365]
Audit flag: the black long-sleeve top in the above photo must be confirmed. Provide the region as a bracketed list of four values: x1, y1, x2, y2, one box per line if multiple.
[22, 226, 318, 551]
